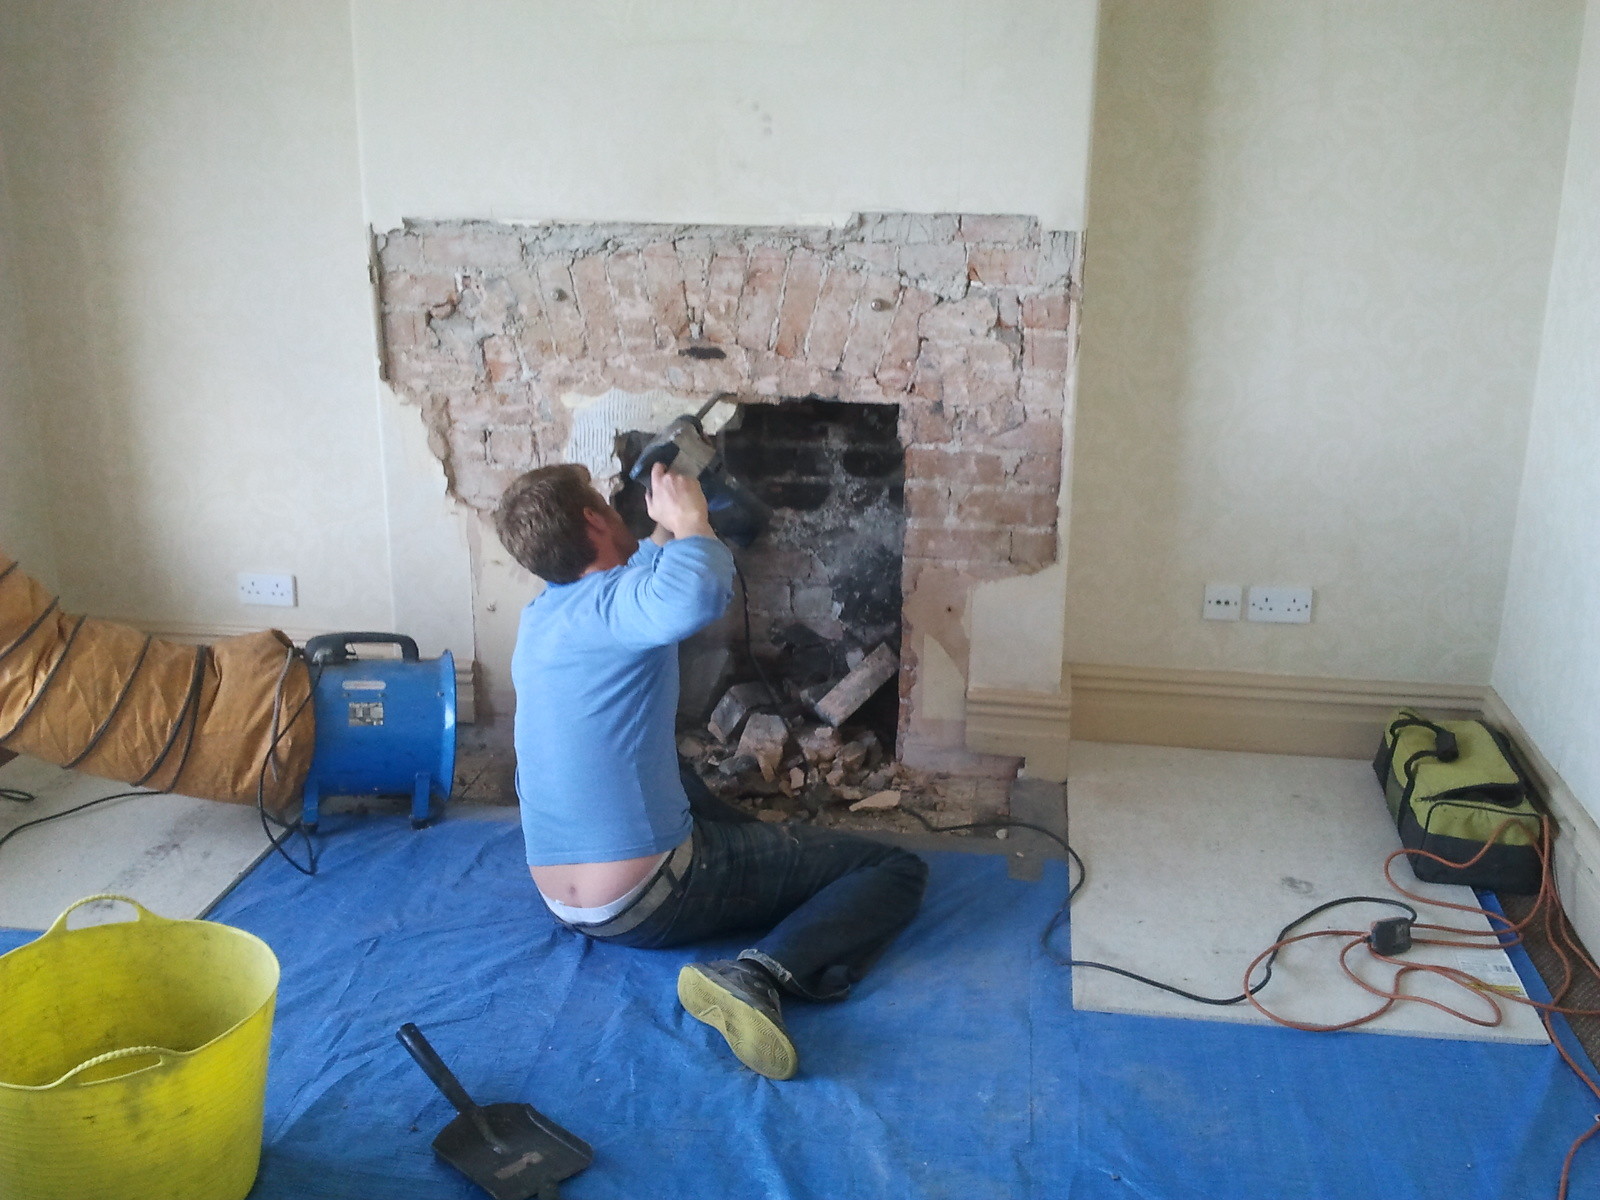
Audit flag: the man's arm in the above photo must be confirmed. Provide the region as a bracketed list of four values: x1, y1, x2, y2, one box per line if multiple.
[646, 464, 716, 541]
[604, 465, 732, 646]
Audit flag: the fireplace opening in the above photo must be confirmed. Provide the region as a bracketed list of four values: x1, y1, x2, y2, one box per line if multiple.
[614, 398, 905, 792]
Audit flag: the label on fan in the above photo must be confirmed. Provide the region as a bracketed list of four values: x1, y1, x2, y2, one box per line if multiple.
[348, 701, 385, 726]
[342, 680, 387, 691]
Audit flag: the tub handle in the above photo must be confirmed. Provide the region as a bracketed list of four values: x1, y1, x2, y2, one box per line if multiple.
[52, 1045, 175, 1088]
[43, 893, 167, 937]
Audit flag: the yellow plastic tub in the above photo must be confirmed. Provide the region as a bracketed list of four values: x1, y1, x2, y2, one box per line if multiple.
[0, 894, 279, 1200]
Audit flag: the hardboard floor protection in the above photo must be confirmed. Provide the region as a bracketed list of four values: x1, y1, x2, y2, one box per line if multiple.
[0, 811, 1594, 1198]
[0, 753, 270, 929]
[1066, 741, 1549, 1044]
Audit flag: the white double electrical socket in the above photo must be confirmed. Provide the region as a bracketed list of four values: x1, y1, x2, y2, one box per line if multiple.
[238, 572, 297, 608]
[1247, 585, 1313, 624]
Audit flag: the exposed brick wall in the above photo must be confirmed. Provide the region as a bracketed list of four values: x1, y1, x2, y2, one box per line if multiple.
[375, 212, 1081, 771]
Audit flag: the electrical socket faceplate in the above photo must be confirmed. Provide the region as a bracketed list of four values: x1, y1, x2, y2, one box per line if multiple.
[1203, 583, 1243, 621]
[1247, 585, 1312, 624]
[238, 572, 297, 608]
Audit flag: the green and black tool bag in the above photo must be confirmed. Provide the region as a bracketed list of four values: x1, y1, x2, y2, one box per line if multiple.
[1372, 709, 1543, 895]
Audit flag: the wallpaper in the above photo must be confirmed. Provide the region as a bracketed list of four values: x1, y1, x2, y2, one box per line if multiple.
[1068, 0, 1584, 685]
[1494, 0, 1600, 821]
[0, 155, 55, 581]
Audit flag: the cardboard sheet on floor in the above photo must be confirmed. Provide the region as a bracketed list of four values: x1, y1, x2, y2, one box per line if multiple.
[0, 754, 269, 929]
[1068, 741, 1549, 1043]
[21, 811, 1568, 1200]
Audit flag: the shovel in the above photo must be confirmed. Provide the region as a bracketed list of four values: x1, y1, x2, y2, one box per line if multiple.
[397, 1022, 593, 1200]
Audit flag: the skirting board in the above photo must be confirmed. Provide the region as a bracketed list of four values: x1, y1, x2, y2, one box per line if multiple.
[1482, 689, 1600, 965]
[1070, 664, 1484, 761]
[965, 685, 1072, 783]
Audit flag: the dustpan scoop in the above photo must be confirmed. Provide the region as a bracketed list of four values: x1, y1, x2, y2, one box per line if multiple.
[397, 1023, 593, 1200]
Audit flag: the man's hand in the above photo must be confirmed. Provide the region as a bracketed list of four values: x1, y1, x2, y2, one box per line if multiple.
[646, 463, 716, 541]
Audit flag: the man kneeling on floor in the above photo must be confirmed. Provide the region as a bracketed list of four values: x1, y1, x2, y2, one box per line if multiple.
[493, 461, 928, 1080]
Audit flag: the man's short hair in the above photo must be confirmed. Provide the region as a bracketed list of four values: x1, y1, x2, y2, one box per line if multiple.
[493, 464, 600, 584]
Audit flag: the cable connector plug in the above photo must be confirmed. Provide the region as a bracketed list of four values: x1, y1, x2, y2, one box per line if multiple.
[1369, 916, 1413, 956]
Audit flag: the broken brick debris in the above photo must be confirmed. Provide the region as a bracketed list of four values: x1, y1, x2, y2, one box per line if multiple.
[708, 681, 775, 743]
[849, 789, 901, 812]
[736, 713, 790, 782]
[812, 644, 899, 727]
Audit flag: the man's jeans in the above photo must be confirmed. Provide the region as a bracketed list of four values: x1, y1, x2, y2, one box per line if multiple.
[568, 767, 929, 1001]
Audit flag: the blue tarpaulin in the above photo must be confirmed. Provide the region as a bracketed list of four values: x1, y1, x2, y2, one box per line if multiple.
[2, 811, 1595, 1199]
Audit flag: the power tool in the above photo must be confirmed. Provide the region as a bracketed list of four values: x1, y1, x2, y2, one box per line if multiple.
[629, 396, 771, 546]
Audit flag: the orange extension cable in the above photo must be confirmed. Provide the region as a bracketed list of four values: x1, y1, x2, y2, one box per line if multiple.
[1238, 816, 1600, 1199]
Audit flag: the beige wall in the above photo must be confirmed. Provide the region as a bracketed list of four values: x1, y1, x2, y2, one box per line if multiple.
[351, 0, 1098, 232]
[350, 0, 1100, 720]
[1069, 1, 1583, 684]
[0, 2, 400, 638]
[0, 147, 56, 582]
[0, 2, 1096, 720]
[1495, 0, 1600, 825]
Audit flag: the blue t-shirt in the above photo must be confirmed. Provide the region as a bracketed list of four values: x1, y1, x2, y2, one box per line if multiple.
[511, 536, 734, 866]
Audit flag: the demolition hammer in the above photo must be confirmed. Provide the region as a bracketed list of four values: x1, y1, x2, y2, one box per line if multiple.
[629, 395, 771, 546]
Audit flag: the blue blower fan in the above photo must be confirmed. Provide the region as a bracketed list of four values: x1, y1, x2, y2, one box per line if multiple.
[300, 633, 456, 832]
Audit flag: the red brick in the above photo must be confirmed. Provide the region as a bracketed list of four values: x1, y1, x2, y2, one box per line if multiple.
[1022, 293, 1071, 330]
[420, 226, 523, 270]
[918, 296, 997, 341]
[966, 246, 1039, 287]
[702, 250, 748, 344]
[959, 214, 1039, 243]
[841, 276, 901, 378]
[902, 401, 958, 446]
[485, 426, 535, 467]
[896, 243, 968, 286]
[1009, 528, 1059, 567]
[876, 287, 935, 391]
[382, 271, 459, 310]
[482, 335, 521, 384]
[806, 265, 864, 370]
[640, 242, 690, 338]
[568, 255, 622, 359]
[737, 245, 787, 352]
[905, 447, 1005, 486]
[903, 524, 1010, 563]
[532, 259, 587, 358]
[1023, 330, 1071, 372]
[605, 250, 659, 353]
[376, 230, 424, 270]
[675, 237, 713, 333]
[952, 487, 1059, 527]
[988, 416, 1063, 457]
[382, 310, 427, 354]
[964, 340, 1019, 375]
[1005, 450, 1062, 487]
[774, 250, 824, 358]
[904, 481, 953, 521]
[499, 270, 558, 358]
[1020, 369, 1068, 410]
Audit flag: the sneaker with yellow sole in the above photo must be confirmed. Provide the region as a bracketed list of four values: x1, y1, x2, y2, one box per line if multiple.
[677, 959, 798, 1080]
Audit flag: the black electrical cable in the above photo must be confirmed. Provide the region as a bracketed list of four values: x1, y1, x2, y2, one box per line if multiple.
[730, 558, 783, 712]
[0, 789, 158, 855]
[251, 647, 322, 876]
[1066, 894, 1420, 1007]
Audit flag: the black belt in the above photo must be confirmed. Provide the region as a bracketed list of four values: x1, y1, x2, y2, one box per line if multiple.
[565, 835, 693, 938]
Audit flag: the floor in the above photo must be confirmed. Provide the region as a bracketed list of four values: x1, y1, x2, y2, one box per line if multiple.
[4, 739, 1599, 1198]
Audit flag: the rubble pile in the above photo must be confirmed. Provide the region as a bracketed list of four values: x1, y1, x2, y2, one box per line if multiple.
[679, 641, 1011, 835]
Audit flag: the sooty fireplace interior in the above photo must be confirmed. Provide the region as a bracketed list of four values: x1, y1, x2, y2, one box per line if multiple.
[617, 398, 905, 757]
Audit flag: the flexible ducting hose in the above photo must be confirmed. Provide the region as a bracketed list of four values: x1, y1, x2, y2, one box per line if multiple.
[0, 553, 313, 816]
